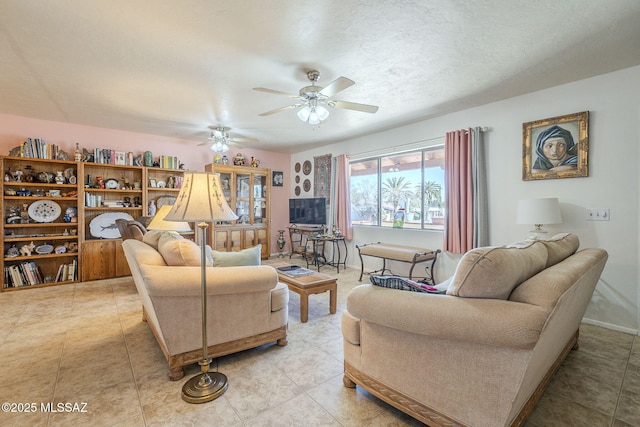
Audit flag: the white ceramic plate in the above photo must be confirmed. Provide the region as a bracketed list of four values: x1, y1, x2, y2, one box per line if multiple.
[89, 212, 134, 239]
[28, 200, 62, 223]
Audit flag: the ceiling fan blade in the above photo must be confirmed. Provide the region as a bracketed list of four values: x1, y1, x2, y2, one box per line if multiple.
[231, 137, 259, 143]
[319, 77, 354, 97]
[253, 87, 300, 98]
[329, 100, 379, 114]
[259, 105, 301, 116]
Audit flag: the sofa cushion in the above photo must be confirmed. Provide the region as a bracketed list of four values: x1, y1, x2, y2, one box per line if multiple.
[540, 233, 579, 267]
[157, 233, 203, 266]
[211, 244, 261, 267]
[143, 230, 165, 250]
[446, 240, 548, 299]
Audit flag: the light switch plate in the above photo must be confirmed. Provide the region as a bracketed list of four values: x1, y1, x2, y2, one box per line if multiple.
[587, 208, 610, 221]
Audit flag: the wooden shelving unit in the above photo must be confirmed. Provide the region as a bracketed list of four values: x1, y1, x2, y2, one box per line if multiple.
[1, 157, 81, 290]
[1, 156, 188, 289]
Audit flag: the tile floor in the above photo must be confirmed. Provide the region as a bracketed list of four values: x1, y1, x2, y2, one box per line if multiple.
[0, 259, 638, 427]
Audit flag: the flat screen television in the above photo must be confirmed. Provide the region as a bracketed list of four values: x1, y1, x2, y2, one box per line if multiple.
[289, 198, 327, 225]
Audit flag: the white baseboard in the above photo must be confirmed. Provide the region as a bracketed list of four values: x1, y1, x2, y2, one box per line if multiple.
[582, 317, 639, 336]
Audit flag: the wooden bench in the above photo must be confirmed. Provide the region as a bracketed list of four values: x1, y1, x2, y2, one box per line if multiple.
[356, 242, 440, 284]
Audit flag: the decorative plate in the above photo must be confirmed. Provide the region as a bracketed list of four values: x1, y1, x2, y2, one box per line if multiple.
[89, 212, 135, 239]
[295, 186, 301, 196]
[294, 162, 301, 173]
[28, 200, 62, 223]
[35, 244, 54, 254]
[63, 167, 75, 180]
[295, 175, 300, 183]
[303, 160, 312, 175]
[156, 196, 176, 208]
[303, 179, 311, 192]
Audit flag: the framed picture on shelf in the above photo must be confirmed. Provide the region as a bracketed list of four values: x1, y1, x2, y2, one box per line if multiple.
[149, 178, 157, 188]
[522, 111, 589, 181]
[272, 171, 284, 187]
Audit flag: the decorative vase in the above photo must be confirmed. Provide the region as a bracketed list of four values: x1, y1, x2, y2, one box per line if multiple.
[277, 230, 286, 257]
[55, 171, 66, 185]
[74, 143, 82, 162]
[144, 151, 153, 167]
[149, 200, 156, 216]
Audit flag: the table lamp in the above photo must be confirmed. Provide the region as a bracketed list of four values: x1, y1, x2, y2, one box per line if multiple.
[164, 172, 238, 403]
[147, 204, 192, 233]
[516, 197, 562, 240]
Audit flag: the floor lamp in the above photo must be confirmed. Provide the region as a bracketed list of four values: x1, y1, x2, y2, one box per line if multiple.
[164, 172, 238, 403]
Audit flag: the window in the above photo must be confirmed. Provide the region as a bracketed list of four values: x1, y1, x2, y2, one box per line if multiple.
[350, 146, 445, 230]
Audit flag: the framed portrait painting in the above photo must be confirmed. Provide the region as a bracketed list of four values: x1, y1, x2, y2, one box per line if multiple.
[272, 171, 284, 187]
[522, 111, 589, 181]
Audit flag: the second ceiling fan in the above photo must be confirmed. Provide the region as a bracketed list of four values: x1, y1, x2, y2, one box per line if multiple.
[254, 70, 379, 125]
[198, 126, 258, 152]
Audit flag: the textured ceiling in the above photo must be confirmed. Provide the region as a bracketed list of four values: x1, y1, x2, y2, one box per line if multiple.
[1, 0, 639, 153]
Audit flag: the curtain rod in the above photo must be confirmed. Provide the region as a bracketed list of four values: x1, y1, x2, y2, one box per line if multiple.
[349, 127, 489, 161]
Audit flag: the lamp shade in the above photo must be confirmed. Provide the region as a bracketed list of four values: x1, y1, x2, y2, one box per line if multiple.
[516, 198, 562, 225]
[164, 172, 238, 223]
[147, 204, 192, 232]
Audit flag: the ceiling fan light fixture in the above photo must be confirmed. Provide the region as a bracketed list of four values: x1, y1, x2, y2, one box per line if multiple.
[297, 106, 311, 121]
[316, 105, 329, 121]
[308, 108, 321, 125]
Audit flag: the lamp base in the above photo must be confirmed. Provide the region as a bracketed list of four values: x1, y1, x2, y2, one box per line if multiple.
[181, 371, 228, 404]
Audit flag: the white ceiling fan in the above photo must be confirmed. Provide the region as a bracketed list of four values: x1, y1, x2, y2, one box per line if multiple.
[197, 126, 259, 152]
[254, 70, 379, 125]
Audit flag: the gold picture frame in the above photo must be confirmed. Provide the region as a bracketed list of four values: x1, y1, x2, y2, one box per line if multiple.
[522, 111, 589, 181]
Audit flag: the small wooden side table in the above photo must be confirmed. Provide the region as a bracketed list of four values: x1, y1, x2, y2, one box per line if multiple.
[272, 263, 337, 323]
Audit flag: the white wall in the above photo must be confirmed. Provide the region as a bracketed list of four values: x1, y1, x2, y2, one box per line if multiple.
[292, 65, 640, 334]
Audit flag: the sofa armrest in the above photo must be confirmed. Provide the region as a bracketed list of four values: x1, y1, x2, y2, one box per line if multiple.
[346, 284, 548, 349]
[139, 264, 279, 297]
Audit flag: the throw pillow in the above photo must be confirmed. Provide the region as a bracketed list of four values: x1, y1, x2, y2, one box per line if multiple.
[157, 233, 203, 266]
[370, 275, 445, 294]
[142, 230, 165, 250]
[446, 240, 547, 299]
[540, 233, 579, 267]
[211, 244, 261, 267]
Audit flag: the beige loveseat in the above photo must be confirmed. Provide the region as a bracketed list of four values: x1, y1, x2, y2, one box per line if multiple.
[342, 233, 607, 427]
[122, 232, 289, 380]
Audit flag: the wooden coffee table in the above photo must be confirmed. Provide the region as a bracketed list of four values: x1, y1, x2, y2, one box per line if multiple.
[272, 263, 337, 323]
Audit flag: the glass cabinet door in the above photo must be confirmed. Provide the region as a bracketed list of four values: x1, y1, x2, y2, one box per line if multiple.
[253, 174, 267, 224]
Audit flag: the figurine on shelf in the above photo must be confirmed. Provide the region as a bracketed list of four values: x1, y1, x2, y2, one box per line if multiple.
[167, 175, 176, 189]
[19, 242, 36, 257]
[96, 176, 105, 189]
[250, 156, 260, 168]
[121, 176, 131, 190]
[74, 143, 82, 162]
[149, 200, 157, 216]
[6, 244, 19, 258]
[233, 153, 245, 166]
[133, 154, 143, 166]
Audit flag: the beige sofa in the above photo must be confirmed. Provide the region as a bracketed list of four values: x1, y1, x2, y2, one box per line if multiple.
[342, 233, 607, 427]
[122, 232, 289, 380]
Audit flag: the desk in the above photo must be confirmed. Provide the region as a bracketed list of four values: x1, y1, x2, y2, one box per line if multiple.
[287, 225, 326, 259]
[308, 235, 347, 273]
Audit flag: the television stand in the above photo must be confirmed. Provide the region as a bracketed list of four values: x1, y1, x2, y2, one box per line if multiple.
[287, 225, 326, 260]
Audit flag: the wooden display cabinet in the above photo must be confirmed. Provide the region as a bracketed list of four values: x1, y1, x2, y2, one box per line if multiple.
[1, 157, 81, 290]
[205, 164, 270, 258]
